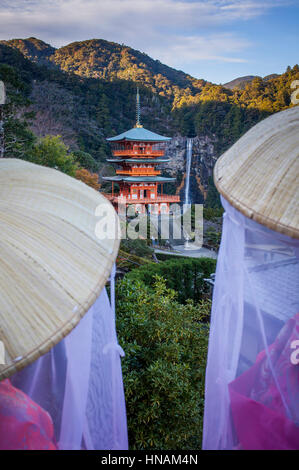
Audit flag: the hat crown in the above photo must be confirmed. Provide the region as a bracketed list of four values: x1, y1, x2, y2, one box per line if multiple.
[214, 107, 299, 239]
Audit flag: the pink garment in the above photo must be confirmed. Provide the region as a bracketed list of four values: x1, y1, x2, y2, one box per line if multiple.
[0, 379, 56, 450]
[229, 313, 299, 450]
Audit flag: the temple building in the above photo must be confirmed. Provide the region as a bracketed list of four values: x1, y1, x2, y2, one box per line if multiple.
[103, 90, 180, 214]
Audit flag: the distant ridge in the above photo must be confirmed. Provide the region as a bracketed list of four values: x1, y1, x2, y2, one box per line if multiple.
[0, 37, 56, 66]
[223, 72, 280, 90]
[223, 75, 258, 90]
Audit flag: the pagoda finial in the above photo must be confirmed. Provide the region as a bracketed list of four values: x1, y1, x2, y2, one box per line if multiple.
[135, 87, 143, 128]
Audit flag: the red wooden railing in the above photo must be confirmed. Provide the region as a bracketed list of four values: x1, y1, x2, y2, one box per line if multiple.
[112, 150, 164, 157]
[115, 169, 161, 176]
[104, 194, 180, 204]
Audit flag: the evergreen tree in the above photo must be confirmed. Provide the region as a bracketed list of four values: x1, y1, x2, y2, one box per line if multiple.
[29, 135, 78, 176]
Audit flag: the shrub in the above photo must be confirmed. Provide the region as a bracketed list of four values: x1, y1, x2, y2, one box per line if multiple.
[72, 149, 99, 173]
[28, 135, 78, 176]
[204, 227, 221, 250]
[120, 237, 153, 259]
[125, 257, 216, 303]
[203, 206, 224, 221]
[75, 168, 100, 190]
[116, 276, 210, 450]
[155, 253, 190, 262]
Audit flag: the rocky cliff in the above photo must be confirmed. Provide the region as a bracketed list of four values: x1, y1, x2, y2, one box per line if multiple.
[163, 135, 218, 203]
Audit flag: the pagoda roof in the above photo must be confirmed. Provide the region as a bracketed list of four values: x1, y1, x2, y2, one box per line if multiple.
[102, 176, 175, 183]
[106, 158, 170, 163]
[107, 126, 171, 143]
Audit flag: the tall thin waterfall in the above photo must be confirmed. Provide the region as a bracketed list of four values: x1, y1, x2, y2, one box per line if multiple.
[184, 138, 193, 205]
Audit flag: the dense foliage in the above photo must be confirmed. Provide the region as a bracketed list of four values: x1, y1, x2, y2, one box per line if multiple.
[26, 135, 77, 175]
[116, 276, 210, 449]
[204, 227, 222, 250]
[2, 38, 206, 98]
[173, 65, 299, 154]
[126, 257, 216, 304]
[203, 206, 224, 221]
[0, 51, 36, 159]
[75, 168, 100, 190]
[120, 237, 153, 260]
[72, 150, 99, 172]
[0, 41, 172, 166]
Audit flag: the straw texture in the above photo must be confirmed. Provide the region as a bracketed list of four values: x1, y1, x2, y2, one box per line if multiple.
[214, 106, 299, 239]
[0, 159, 120, 380]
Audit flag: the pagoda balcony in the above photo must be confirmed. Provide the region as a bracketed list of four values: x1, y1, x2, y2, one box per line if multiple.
[115, 169, 161, 176]
[104, 194, 180, 204]
[112, 150, 165, 157]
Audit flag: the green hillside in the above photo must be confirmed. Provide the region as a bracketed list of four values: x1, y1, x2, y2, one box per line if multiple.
[2, 37, 207, 98]
[0, 37, 298, 191]
[0, 41, 174, 164]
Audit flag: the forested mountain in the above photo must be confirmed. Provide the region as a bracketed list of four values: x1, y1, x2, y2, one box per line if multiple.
[0, 42, 173, 161]
[0, 37, 298, 205]
[2, 37, 207, 99]
[2, 37, 298, 136]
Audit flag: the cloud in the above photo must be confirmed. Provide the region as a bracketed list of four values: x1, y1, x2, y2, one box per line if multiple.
[147, 32, 250, 70]
[0, 0, 284, 73]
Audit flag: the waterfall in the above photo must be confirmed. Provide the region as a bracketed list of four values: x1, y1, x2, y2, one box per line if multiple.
[184, 138, 193, 205]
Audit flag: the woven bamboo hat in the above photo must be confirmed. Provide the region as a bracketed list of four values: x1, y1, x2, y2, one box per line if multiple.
[0, 159, 120, 380]
[214, 106, 299, 239]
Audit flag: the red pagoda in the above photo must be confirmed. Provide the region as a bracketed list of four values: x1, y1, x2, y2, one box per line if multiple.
[103, 90, 180, 214]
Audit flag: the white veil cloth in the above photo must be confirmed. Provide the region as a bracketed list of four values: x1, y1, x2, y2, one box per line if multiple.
[11, 273, 128, 450]
[0, 159, 127, 450]
[203, 196, 299, 450]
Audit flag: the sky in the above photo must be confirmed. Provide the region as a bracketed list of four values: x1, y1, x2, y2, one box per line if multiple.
[0, 0, 298, 84]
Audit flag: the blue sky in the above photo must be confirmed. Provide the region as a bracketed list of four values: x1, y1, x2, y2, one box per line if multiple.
[0, 0, 298, 84]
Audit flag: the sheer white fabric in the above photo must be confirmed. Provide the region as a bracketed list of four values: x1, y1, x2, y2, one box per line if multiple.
[11, 284, 128, 450]
[203, 196, 299, 450]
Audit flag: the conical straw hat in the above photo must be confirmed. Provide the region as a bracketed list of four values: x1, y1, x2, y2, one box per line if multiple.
[0, 159, 120, 380]
[214, 106, 299, 239]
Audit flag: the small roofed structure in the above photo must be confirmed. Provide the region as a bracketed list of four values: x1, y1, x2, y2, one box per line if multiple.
[103, 90, 180, 214]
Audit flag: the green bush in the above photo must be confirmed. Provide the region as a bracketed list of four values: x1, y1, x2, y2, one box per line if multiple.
[120, 238, 153, 260]
[155, 253, 190, 262]
[204, 227, 221, 250]
[72, 150, 99, 173]
[125, 257, 216, 303]
[116, 276, 210, 449]
[203, 206, 224, 221]
[28, 135, 78, 176]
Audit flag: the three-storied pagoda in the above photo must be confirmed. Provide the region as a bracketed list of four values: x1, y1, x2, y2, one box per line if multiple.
[103, 90, 180, 214]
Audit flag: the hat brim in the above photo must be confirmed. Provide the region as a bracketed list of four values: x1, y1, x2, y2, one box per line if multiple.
[0, 159, 120, 380]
